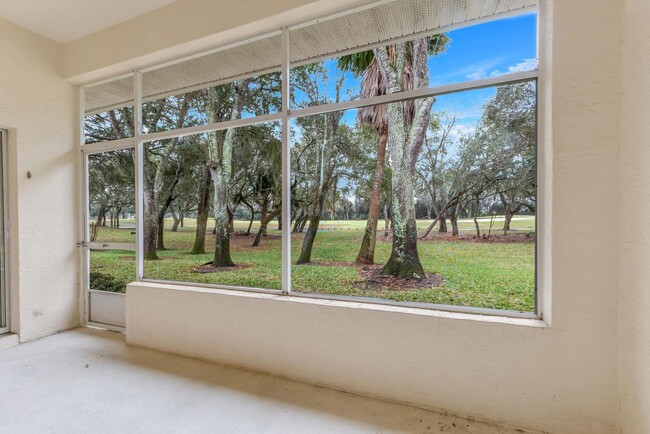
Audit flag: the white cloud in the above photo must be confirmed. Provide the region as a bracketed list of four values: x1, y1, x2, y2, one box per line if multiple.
[463, 58, 537, 82]
[466, 71, 487, 80]
[488, 58, 538, 78]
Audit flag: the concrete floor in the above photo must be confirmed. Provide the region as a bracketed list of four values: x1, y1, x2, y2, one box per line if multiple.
[0, 328, 531, 434]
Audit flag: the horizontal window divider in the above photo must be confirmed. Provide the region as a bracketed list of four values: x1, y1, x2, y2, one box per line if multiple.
[139, 278, 283, 296]
[87, 242, 136, 251]
[82, 137, 136, 154]
[140, 112, 283, 143]
[288, 5, 538, 69]
[290, 69, 538, 119]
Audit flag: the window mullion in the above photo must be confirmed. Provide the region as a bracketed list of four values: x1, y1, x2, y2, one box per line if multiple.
[281, 26, 291, 295]
[134, 71, 144, 281]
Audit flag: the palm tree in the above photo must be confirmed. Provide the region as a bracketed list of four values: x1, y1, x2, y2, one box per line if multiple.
[339, 55, 388, 264]
[338, 34, 449, 265]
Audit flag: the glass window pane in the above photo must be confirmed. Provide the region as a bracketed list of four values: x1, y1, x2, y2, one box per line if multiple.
[88, 148, 136, 294]
[142, 72, 281, 134]
[142, 123, 282, 290]
[84, 76, 134, 144]
[141, 35, 281, 134]
[90, 251, 135, 293]
[88, 149, 136, 244]
[290, 12, 537, 110]
[290, 81, 536, 312]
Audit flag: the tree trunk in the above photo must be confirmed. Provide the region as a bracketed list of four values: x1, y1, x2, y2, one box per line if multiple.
[297, 194, 326, 264]
[156, 178, 180, 251]
[97, 204, 108, 227]
[143, 103, 190, 260]
[473, 195, 481, 238]
[382, 147, 425, 278]
[277, 211, 282, 231]
[438, 211, 447, 233]
[207, 81, 248, 267]
[297, 215, 321, 264]
[156, 212, 165, 250]
[170, 205, 180, 232]
[292, 210, 302, 233]
[503, 210, 513, 235]
[356, 127, 388, 264]
[384, 203, 390, 237]
[190, 166, 211, 255]
[243, 201, 255, 236]
[298, 217, 307, 233]
[450, 203, 460, 237]
[382, 160, 425, 278]
[143, 185, 159, 260]
[499, 193, 517, 236]
[375, 40, 433, 279]
[210, 163, 235, 266]
[252, 206, 281, 247]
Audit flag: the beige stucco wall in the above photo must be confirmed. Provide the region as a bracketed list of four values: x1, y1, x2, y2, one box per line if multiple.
[118, 1, 623, 432]
[619, 0, 650, 432]
[0, 17, 79, 341]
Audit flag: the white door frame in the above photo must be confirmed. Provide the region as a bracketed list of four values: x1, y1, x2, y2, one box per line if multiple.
[0, 129, 10, 335]
[81, 148, 131, 332]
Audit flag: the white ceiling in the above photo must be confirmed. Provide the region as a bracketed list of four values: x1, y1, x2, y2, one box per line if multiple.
[0, 0, 177, 43]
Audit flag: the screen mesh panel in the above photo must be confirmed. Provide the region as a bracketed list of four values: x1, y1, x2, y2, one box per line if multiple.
[142, 34, 282, 103]
[289, 0, 536, 65]
[84, 76, 133, 115]
[84, 0, 537, 114]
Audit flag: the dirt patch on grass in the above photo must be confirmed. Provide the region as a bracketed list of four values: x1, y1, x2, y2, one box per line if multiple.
[192, 262, 253, 273]
[355, 265, 444, 292]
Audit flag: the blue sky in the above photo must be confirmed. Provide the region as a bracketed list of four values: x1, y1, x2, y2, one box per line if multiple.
[299, 12, 538, 138]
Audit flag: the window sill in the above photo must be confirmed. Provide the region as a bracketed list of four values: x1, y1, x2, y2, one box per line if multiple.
[131, 280, 548, 329]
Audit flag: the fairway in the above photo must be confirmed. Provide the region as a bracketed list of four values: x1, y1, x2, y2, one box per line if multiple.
[90, 216, 535, 312]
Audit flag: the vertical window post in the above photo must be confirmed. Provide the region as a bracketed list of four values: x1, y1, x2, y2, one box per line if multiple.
[281, 27, 291, 295]
[134, 71, 144, 280]
[79, 86, 91, 325]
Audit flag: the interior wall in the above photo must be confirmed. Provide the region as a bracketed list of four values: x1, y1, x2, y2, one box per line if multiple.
[0, 17, 79, 342]
[62, 0, 380, 84]
[619, 0, 650, 431]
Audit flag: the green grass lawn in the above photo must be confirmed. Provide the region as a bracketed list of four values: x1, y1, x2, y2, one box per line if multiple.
[90, 216, 536, 312]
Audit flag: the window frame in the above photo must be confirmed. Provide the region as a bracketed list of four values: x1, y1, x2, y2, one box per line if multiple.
[79, 1, 542, 321]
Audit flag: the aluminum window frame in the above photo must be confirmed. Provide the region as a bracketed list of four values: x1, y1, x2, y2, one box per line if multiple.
[79, 0, 542, 321]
